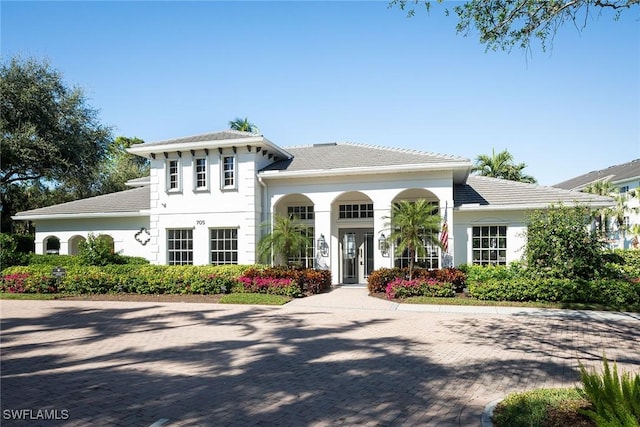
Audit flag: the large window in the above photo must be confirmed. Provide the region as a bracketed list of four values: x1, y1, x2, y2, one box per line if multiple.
[394, 240, 440, 269]
[221, 156, 236, 190]
[288, 226, 315, 268]
[472, 226, 507, 265]
[167, 229, 193, 265]
[339, 203, 373, 219]
[287, 205, 314, 220]
[167, 159, 181, 192]
[194, 157, 207, 190]
[210, 228, 238, 265]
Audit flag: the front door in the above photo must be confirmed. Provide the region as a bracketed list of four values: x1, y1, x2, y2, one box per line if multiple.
[340, 229, 374, 284]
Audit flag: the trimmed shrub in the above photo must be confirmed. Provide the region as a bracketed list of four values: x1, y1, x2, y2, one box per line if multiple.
[237, 276, 302, 297]
[368, 267, 404, 293]
[241, 266, 331, 295]
[385, 278, 456, 300]
[368, 267, 466, 294]
[0, 233, 29, 268]
[0, 272, 58, 293]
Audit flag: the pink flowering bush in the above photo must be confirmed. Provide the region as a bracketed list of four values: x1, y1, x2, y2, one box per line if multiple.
[385, 278, 455, 300]
[237, 276, 302, 297]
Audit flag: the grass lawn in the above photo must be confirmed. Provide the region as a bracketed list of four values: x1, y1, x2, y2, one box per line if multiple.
[219, 293, 291, 305]
[491, 388, 594, 427]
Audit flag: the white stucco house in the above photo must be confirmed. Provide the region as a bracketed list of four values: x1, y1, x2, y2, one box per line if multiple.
[13, 130, 615, 284]
[554, 159, 640, 249]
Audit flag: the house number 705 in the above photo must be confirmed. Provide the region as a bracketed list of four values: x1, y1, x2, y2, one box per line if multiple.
[196, 220, 205, 225]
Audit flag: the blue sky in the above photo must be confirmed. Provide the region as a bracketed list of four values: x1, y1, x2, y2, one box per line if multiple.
[2, 1, 639, 185]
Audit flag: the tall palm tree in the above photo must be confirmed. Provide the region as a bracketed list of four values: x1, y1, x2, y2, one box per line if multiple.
[257, 214, 311, 266]
[383, 199, 442, 280]
[472, 149, 537, 183]
[228, 117, 259, 133]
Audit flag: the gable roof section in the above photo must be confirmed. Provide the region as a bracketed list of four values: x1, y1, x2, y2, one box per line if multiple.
[12, 186, 150, 220]
[455, 175, 615, 211]
[554, 159, 640, 190]
[259, 142, 472, 181]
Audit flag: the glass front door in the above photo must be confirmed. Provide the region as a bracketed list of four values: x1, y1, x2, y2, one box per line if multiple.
[340, 229, 374, 284]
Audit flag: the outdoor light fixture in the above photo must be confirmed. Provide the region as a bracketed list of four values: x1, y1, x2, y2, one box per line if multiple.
[378, 233, 389, 257]
[317, 234, 329, 257]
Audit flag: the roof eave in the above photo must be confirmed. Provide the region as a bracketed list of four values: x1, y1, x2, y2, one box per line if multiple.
[455, 200, 615, 212]
[127, 137, 292, 159]
[12, 211, 150, 221]
[259, 161, 472, 179]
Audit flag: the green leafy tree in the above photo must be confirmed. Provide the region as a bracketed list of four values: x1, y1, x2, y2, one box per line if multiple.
[389, 0, 638, 52]
[257, 214, 312, 266]
[78, 233, 122, 266]
[228, 117, 260, 133]
[383, 199, 442, 279]
[0, 56, 111, 230]
[472, 148, 537, 183]
[97, 136, 150, 194]
[524, 204, 605, 279]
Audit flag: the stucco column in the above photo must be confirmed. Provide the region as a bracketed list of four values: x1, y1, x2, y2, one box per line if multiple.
[313, 202, 332, 273]
[374, 205, 393, 270]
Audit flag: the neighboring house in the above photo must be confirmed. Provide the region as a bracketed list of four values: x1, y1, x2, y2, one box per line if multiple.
[13, 130, 614, 284]
[554, 159, 640, 249]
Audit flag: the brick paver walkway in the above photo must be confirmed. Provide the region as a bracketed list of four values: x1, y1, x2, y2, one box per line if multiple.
[1, 289, 639, 426]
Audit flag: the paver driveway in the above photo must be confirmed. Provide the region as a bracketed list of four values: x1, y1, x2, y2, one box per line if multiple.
[1, 288, 639, 427]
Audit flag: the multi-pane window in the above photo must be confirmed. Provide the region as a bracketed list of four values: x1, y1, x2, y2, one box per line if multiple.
[195, 158, 207, 190]
[287, 206, 314, 220]
[210, 228, 238, 265]
[472, 226, 507, 265]
[288, 226, 315, 268]
[167, 159, 180, 191]
[167, 229, 193, 265]
[339, 203, 374, 219]
[221, 156, 236, 189]
[394, 240, 440, 269]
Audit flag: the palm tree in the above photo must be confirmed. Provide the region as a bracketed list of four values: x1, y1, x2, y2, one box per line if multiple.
[383, 199, 442, 280]
[472, 149, 537, 183]
[582, 180, 617, 240]
[228, 117, 259, 133]
[257, 214, 312, 266]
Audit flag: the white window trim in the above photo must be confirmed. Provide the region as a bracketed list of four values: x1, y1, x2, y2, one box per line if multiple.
[220, 155, 237, 191]
[193, 156, 209, 192]
[166, 158, 182, 193]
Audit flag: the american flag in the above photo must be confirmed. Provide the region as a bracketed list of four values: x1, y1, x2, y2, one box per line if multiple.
[440, 211, 449, 253]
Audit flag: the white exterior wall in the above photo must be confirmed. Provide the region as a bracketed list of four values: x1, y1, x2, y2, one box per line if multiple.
[452, 209, 527, 266]
[149, 147, 264, 265]
[33, 216, 150, 258]
[614, 177, 640, 249]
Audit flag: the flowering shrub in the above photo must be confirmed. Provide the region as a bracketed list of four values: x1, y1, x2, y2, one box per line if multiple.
[368, 267, 466, 293]
[241, 266, 331, 295]
[1, 272, 58, 293]
[237, 276, 302, 297]
[385, 278, 456, 300]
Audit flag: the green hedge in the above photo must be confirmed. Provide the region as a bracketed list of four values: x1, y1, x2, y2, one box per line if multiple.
[367, 267, 467, 293]
[1, 264, 332, 297]
[468, 277, 640, 306]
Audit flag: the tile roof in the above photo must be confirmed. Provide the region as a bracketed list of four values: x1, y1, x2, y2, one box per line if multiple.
[454, 175, 614, 209]
[554, 159, 640, 190]
[260, 142, 470, 172]
[131, 129, 262, 149]
[13, 186, 150, 218]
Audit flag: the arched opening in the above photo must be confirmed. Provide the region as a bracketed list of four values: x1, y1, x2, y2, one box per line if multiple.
[269, 194, 315, 267]
[391, 188, 442, 269]
[96, 234, 115, 253]
[68, 235, 86, 256]
[43, 236, 60, 255]
[332, 191, 375, 284]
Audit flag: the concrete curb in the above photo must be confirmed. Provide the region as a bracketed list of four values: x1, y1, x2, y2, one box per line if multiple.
[481, 398, 503, 427]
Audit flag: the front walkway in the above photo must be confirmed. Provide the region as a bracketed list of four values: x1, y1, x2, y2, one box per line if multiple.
[1, 291, 639, 426]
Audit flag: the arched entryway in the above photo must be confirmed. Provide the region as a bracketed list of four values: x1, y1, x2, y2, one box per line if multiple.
[68, 235, 86, 256]
[271, 194, 315, 267]
[43, 236, 60, 255]
[391, 189, 442, 269]
[332, 191, 375, 284]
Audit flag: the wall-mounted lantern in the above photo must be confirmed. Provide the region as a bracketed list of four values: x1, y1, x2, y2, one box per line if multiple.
[378, 233, 389, 257]
[317, 234, 329, 257]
